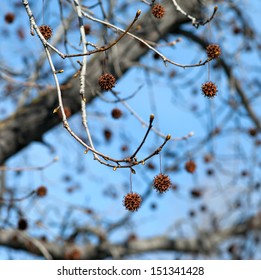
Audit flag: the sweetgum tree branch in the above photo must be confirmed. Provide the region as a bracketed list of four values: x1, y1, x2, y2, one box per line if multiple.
[0, 0, 202, 165]
[174, 28, 261, 130]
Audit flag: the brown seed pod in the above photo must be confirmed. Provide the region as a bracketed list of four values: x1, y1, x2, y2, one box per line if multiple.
[201, 81, 218, 98]
[103, 128, 112, 141]
[36, 185, 47, 197]
[111, 108, 123, 119]
[123, 192, 142, 212]
[39, 25, 52, 40]
[151, 4, 165, 19]
[5, 13, 15, 24]
[190, 188, 203, 198]
[153, 173, 172, 193]
[83, 24, 91, 35]
[98, 73, 116, 91]
[203, 154, 213, 163]
[126, 233, 138, 242]
[65, 248, 81, 260]
[189, 210, 196, 217]
[185, 160, 197, 173]
[248, 128, 258, 137]
[18, 218, 28, 230]
[206, 44, 221, 59]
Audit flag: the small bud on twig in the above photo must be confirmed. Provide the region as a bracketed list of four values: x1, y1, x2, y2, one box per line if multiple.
[136, 10, 142, 17]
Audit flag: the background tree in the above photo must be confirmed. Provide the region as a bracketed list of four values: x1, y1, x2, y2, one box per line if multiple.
[0, 0, 260, 259]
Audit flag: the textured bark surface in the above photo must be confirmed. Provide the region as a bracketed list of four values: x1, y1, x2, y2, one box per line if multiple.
[0, 0, 201, 164]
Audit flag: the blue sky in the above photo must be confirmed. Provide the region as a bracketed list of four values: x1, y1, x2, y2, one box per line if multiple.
[0, 0, 261, 259]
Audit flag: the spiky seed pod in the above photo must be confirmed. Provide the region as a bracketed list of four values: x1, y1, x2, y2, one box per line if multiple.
[200, 204, 207, 212]
[84, 24, 91, 35]
[204, 154, 213, 163]
[18, 218, 28, 230]
[248, 128, 257, 137]
[103, 128, 112, 141]
[185, 160, 196, 173]
[39, 25, 52, 40]
[98, 73, 116, 91]
[65, 248, 81, 260]
[201, 81, 218, 98]
[190, 188, 202, 198]
[5, 13, 15, 24]
[123, 192, 142, 212]
[189, 210, 196, 217]
[153, 173, 171, 193]
[127, 233, 137, 242]
[121, 145, 129, 152]
[36, 185, 47, 197]
[111, 108, 122, 119]
[151, 4, 165, 19]
[206, 168, 214, 176]
[147, 162, 155, 170]
[206, 44, 221, 59]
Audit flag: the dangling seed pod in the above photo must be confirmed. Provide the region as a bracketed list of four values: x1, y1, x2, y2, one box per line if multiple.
[123, 192, 142, 212]
[111, 108, 122, 119]
[153, 173, 171, 193]
[98, 73, 116, 91]
[39, 25, 52, 40]
[17, 218, 28, 230]
[4, 12, 15, 24]
[185, 160, 197, 173]
[36, 185, 48, 197]
[201, 81, 218, 98]
[83, 24, 91, 35]
[151, 4, 165, 19]
[206, 44, 221, 59]
[103, 128, 112, 141]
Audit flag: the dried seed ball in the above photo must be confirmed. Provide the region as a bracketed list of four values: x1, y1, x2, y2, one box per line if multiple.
[123, 192, 142, 212]
[189, 210, 196, 217]
[241, 170, 249, 177]
[65, 248, 81, 260]
[248, 128, 258, 137]
[200, 204, 207, 212]
[18, 218, 28, 230]
[206, 168, 214, 176]
[39, 25, 52, 40]
[185, 160, 196, 173]
[103, 128, 112, 141]
[206, 44, 221, 59]
[147, 162, 155, 170]
[153, 173, 172, 193]
[151, 4, 165, 19]
[153, 52, 160, 60]
[5, 12, 15, 24]
[201, 81, 218, 98]
[83, 24, 91, 35]
[98, 73, 116, 91]
[203, 153, 213, 163]
[111, 108, 122, 119]
[17, 27, 25, 40]
[36, 185, 47, 197]
[127, 233, 138, 242]
[121, 145, 129, 152]
[190, 188, 202, 198]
